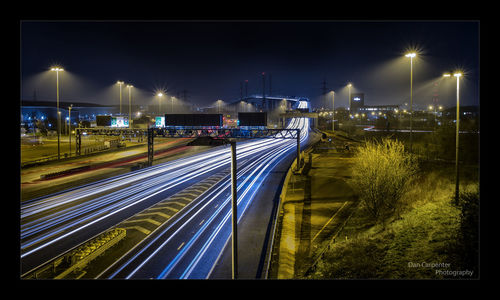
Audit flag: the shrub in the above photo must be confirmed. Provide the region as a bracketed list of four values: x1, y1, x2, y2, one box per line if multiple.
[350, 138, 417, 222]
[455, 186, 479, 275]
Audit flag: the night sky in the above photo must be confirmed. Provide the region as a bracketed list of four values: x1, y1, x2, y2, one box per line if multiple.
[20, 20, 479, 109]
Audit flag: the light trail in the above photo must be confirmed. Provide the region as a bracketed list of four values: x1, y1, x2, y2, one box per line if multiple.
[21, 138, 286, 255]
[21, 101, 312, 278]
[109, 102, 309, 279]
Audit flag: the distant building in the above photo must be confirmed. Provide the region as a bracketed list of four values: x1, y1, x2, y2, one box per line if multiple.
[348, 93, 399, 118]
[357, 104, 400, 114]
[21, 100, 83, 128]
[20, 100, 149, 123]
[350, 93, 365, 111]
[225, 95, 308, 112]
[442, 105, 479, 119]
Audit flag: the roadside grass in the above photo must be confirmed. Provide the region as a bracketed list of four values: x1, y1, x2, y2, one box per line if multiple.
[306, 162, 478, 279]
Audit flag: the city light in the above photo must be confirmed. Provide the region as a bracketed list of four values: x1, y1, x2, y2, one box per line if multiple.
[50, 66, 64, 160]
[443, 70, 464, 204]
[405, 51, 416, 153]
[117, 81, 124, 115]
[21, 21, 479, 281]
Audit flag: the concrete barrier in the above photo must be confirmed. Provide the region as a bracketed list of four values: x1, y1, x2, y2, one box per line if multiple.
[266, 141, 317, 279]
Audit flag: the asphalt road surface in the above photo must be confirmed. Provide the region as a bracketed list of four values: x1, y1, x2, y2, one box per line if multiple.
[21, 102, 312, 278]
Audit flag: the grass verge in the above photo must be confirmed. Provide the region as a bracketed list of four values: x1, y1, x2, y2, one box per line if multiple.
[305, 162, 478, 279]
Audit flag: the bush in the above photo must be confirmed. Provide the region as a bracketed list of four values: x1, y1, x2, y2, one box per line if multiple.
[350, 138, 417, 222]
[455, 186, 479, 275]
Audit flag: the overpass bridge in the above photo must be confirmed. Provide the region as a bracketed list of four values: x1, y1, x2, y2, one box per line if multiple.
[226, 95, 310, 112]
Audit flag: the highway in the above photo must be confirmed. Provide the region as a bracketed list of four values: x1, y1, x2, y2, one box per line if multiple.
[21, 101, 311, 278]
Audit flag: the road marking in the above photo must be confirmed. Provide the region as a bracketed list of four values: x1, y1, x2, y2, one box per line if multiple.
[311, 201, 349, 243]
[199, 219, 205, 226]
[137, 212, 170, 219]
[168, 196, 193, 202]
[75, 271, 87, 279]
[123, 218, 161, 226]
[177, 242, 185, 251]
[175, 192, 198, 198]
[196, 183, 212, 188]
[154, 202, 179, 208]
[162, 206, 179, 213]
[168, 201, 187, 208]
[123, 226, 151, 235]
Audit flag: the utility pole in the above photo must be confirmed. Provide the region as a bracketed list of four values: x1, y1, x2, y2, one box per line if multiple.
[245, 80, 248, 98]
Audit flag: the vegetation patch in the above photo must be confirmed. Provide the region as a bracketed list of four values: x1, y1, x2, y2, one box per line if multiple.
[305, 138, 478, 279]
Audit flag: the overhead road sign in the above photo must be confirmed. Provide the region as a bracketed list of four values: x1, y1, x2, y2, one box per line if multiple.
[164, 114, 222, 127]
[238, 112, 267, 126]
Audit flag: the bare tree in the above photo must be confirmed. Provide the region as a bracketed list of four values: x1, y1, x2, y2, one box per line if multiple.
[350, 139, 417, 222]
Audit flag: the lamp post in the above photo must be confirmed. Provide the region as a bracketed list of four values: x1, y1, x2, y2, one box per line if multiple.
[443, 72, 462, 204]
[117, 81, 124, 115]
[331, 91, 335, 132]
[157, 92, 163, 115]
[68, 104, 72, 156]
[347, 83, 352, 113]
[405, 52, 416, 153]
[51, 67, 64, 160]
[217, 99, 222, 113]
[127, 84, 133, 125]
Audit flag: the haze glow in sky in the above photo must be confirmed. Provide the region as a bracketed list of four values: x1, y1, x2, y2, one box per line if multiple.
[21, 21, 479, 109]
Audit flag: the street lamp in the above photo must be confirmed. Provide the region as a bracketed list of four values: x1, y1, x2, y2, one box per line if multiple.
[68, 104, 72, 156]
[405, 52, 417, 153]
[117, 81, 124, 115]
[443, 72, 463, 204]
[331, 91, 335, 133]
[347, 83, 352, 113]
[217, 99, 222, 113]
[50, 66, 64, 160]
[157, 92, 163, 115]
[127, 84, 133, 125]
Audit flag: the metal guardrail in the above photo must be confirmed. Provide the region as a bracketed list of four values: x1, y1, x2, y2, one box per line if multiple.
[21, 152, 77, 168]
[21, 142, 108, 168]
[54, 228, 126, 279]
